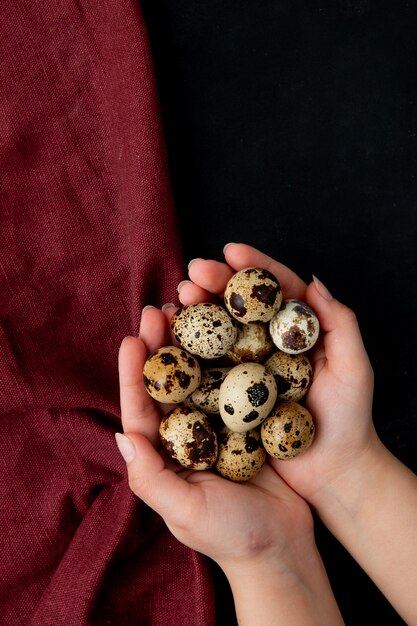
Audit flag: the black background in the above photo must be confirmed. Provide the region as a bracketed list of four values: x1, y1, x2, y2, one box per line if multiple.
[141, 1, 417, 624]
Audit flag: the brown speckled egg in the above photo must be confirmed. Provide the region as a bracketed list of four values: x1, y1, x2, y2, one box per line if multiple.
[171, 303, 237, 359]
[226, 322, 274, 364]
[190, 367, 231, 414]
[269, 300, 320, 354]
[224, 267, 282, 324]
[265, 351, 313, 401]
[159, 405, 218, 470]
[215, 426, 266, 482]
[219, 363, 277, 433]
[143, 346, 201, 403]
[261, 401, 315, 459]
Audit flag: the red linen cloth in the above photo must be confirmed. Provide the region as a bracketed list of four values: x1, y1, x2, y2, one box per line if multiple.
[0, 1, 215, 624]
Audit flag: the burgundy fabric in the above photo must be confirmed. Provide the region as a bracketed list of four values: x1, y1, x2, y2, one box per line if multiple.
[0, 1, 216, 624]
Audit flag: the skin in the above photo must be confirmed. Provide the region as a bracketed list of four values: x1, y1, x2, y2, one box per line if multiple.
[176, 243, 417, 625]
[117, 305, 343, 624]
[117, 242, 417, 624]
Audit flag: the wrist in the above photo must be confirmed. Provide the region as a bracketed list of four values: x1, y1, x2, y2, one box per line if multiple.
[220, 541, 344, 626]
[307, 433, 417, 624]
[309, 429, 387, 519]
[217, 518, 318, 584]
[223, 549, 321, 607]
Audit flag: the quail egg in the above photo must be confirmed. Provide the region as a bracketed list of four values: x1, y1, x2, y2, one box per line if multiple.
[215, 426, 266, 482]
[226, 322, 274, 364]
[224, 267, 282, 324]
[261, 401, 315, 459]
[265, 351, 313, 402]
[159, 405, 218, 470]
[269, 300, 319, 354]
[143, 346, 201, 403]
[219, 363, 277, 433]
[171, 303, 237, 359]
[190, 367, 231, 414]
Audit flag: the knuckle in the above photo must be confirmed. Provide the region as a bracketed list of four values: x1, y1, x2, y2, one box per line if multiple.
[362, 361, 374, 384]
[128, 471, 151, 502]
[339, 303, 357, 325]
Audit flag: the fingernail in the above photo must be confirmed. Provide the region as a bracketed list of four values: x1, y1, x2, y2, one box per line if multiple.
[188, 257, 203, 270]
[223, 242, 236, 254]
[115, 433, 136, 464]
[161, 302, 175, 311]
[142, 305, 155, 312]
[177, 279, 191, 293]
[312, 275, 332, 301]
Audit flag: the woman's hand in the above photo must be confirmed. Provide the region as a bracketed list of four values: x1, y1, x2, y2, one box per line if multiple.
[177, 243, 417, 624]
[116, 304, 344, 625]
[117, 305, 312, 569]
[177, 242, 376, 504]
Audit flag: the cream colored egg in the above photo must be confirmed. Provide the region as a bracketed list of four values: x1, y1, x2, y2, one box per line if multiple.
[224, 267, 282, 324]
[190, 367, 231, 414]
[143, 346, 201, 403]
[261, 401, 315, 459]
[226, 322, 274, 364]
[219, 363, 277, 433]
[171, 303, 237, 359]
[159, 405, 218, 470]
[269, 300, 320, 354]
[215, 426, 266, 482]
[265, 351, 313, 401]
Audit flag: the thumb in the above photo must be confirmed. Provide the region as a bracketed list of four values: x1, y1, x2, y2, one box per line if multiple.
[115, 432, 194, 526]
[306, 276, 372, 378]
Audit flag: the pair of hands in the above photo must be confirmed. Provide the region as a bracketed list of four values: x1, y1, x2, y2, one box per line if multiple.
[117, 242, 375, 575]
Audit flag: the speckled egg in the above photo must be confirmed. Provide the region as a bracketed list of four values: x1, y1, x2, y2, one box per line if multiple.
[190, 367, 231, 414]
[171, 303, 237, 359]
[226, 322, 274, 364]
[143, 346, 201, 403]
[224, 267, 282, 324]
[159, 405, 218, 470]
[265, 351, 313, 402]
[269, 300, 320, 354]
[261, 401, 315, 459]
[219, 363, 277, 433]
[215, 426, 266, 482]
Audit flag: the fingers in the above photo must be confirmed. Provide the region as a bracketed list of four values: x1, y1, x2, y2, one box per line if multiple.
[188, 259, 235, 296]
[115, 432, 195, 527]
[118, 336, 161, 444]
[306, 277, 373, 380]
[139, 306, 172, 353]
[224, 243, 307, 300]
[308, 336, 327, 380]
[178, 280, 219, 306]
[181, 244, 307, 306]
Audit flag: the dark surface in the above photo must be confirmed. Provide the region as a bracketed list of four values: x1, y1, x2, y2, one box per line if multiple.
[141, 1, 417, 624]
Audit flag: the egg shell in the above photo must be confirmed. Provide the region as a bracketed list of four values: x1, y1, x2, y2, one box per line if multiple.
[215, 426, 266, 482]
[159, 405, 218, 470]
[143, 346, 201, 403]
[224, 267, 282, 324]
[190, 367, 231, 414]
[265, 351, 313, 401]
[269, 299, 320, 354]
[171, 303, 237, 359]
[219, 363, 277, 433]
[226, 321, 274, 364]
[261, 401, 315, 459]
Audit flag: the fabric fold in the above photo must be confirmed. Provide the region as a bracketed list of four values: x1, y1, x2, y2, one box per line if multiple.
[0, 1, 215, 623]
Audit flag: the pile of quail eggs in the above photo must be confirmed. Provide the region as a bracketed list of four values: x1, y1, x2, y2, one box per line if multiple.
[142, 267, 319, 482]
